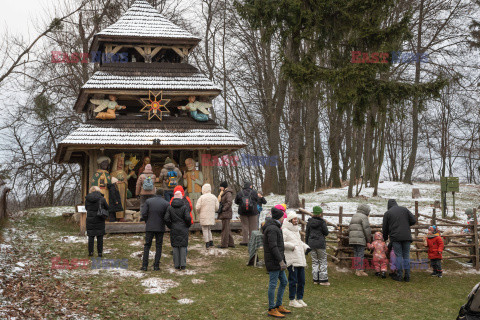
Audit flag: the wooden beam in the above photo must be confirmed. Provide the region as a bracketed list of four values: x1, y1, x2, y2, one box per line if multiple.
[172, 47, 186, 58]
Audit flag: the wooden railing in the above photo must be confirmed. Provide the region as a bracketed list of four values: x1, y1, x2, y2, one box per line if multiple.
[296, 200, 480, 271]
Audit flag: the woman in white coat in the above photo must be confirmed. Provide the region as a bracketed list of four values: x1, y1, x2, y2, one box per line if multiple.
[195, 184, 219, 249]
[282, 211, 310, 308]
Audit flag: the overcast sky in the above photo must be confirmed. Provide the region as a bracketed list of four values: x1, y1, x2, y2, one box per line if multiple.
[1, 0, 57, 39]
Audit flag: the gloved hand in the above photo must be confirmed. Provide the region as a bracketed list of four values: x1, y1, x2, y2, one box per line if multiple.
[305, 248, 311, 256]
[279, 261, 287, 271]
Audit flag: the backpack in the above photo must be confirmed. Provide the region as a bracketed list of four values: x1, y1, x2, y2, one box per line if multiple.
[142, 176, 154, 191]
[240, 189, 255, 214]
[167, 168, 178, 188]
[457, 282, 480, 320]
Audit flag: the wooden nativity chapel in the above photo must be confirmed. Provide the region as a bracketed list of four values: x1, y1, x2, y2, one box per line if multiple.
[55, 0, 245, 233]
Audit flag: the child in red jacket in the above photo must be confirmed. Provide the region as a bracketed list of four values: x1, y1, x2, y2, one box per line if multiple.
[423, 225, 444, 278]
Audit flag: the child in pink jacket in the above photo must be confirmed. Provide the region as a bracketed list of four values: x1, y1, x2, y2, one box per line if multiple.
[367, 232, 388, 278]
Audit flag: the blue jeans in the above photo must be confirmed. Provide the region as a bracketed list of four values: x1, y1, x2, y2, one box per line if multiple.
[268, 270, 288, 310]
[164, 190, 173, 202]
[392, 241, 411, 278]
[352, 245, 365, 270]
[287, 266, 305, 300]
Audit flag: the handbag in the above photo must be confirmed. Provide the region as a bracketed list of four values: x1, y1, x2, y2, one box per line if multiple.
[216, 202, 224, 214]
[97, 199, 109, 219]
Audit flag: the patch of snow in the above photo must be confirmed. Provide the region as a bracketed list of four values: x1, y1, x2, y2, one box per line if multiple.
[16, 262, 25, 267]
[129, 241, 143, 246]
[178, 298, 194, 304]
[58, 236, 88, 244]
[191, 279, 206, 284]
[12, 267, 23, 273]
[168, 268, 197, 275]
[86, 268, 146, 278]
[141, 278, 179, 294]
[130, 251, 156, 259]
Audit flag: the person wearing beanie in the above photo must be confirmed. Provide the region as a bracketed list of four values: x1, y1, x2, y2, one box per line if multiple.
[382, 199, 416, 282]
[195, 184, 220, 249]
[282, 211, 309, 308]
[423, 225, 444, 278]
[235, 181, 267, 245]
[349, 204, 372, 277]
[217, 181, 235, 248]
[136, 163, 157, 209]
[164, 188, 192, 270]
[306, 206, 330, 285]
[159, 157, 182, 202]
[169, 186, 194, 225]
[262, 206, 291, 317]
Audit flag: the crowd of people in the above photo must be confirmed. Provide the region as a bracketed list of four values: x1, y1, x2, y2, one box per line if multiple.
[85, 181, 453, 318]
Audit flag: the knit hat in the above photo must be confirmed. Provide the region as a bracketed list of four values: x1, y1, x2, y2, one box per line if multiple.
[220, 181, 228, 188]
[286, 211, 297, 222]
[174, 191, 183, 199]
[271, 207, 284, 220]
[428, 225, 438, 234]
[243, 181, 252, 189]
[281, 203, 287, 210]
[313, 206, 323, 215]
[274, 204, 286, 213]
[165, 157, 173, 164]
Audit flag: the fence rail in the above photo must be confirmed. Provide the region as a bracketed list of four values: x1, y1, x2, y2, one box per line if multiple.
[296, 200, 480, 271]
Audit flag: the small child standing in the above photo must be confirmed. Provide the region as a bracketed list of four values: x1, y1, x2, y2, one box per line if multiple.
[367, 232, 388, 278]
[305, 206, 330, 286]
[424, 225, 444, 278]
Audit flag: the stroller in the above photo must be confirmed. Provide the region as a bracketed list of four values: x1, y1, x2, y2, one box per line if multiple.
[458, 282, 480, 320]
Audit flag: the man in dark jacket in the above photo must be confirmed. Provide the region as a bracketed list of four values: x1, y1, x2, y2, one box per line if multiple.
[140, 188, 170, 271]
[262, 207, 291, 318]
[382, 199, 417, 282]
[85, 186, 109, 257]
[235, 181, 267, 245]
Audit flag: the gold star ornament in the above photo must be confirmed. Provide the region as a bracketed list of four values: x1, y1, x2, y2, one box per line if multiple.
[140, 91, 171, 120]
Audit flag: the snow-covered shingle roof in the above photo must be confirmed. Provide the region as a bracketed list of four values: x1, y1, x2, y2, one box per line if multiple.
[96, 0, 200, 41]
[59, 118, 246, 148]
[82, 63, 221, 91]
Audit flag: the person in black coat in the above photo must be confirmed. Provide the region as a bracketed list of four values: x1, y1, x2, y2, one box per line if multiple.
[262, 207, 291, 316]
[85, 186, 109, 257]
[165, 191, 192, 270]
[382, 199, 417, 282]
[140, 188, 170, 271]
[235, 181, 267, 245]
[305, 206, 330, 285]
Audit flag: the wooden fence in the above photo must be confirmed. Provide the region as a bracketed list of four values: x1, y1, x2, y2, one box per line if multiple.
[296, 200, 480, 271]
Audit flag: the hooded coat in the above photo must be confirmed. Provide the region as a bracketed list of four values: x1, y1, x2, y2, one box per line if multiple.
[425, 234, 444, 260]
[195, 184, 219, 226]
[305, 216, 329, 249]
[218, 187, 233, 220]
[159, 163, 183, 190]
[367, 232, 388, 261]
[349, 204, 372, 246]
[169, 186, 193, 224]
[165, 198, 192, 247]
[262, 218, 286, 271]
[136, 165, 157, 196]
[282, 219, 309, 267]
[85, 191, 109, 236]
[382, 199, 416, 242]
[141, 195, 170, 232]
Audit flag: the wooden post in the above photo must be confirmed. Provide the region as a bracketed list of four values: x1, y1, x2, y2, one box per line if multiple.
[415, 201, 419, 261]
[301, 198, 306, 241]
[473, 208, 479, 270]
[79, 212, 87, 236]
[432, 208, 436, 226]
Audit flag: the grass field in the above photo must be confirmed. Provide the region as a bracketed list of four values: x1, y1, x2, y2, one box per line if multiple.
[0, 210, 478, 319]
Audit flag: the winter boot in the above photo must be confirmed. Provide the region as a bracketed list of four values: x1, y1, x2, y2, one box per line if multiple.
[98, 253, 102, 257]
[375, 272, 381, 277]
[88, 252, 93, 257]
[267, 309, 285, 318]
[437, 271, 443, 278]
[381, 272, 386, 279]
[430, 270, 438, 276]
[209, 241, 214, 247]
[276, 306, 291, 314]
[205, 242, 210, 249]
[140, 266, 147, 271]
[403, 275, 410, 282]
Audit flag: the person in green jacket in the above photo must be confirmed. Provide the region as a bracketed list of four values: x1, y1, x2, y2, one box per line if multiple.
[349, 204, 372, 276]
